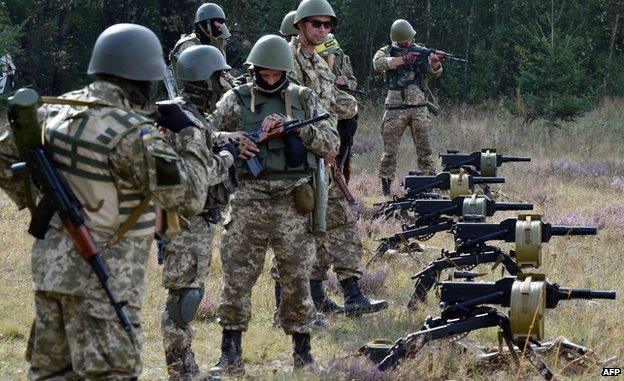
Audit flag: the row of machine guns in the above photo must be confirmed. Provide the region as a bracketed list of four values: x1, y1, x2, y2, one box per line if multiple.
[361, 149, 616, 380]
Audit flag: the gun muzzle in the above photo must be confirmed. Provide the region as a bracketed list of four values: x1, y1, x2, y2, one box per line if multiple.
[500, 156, 531, 163]
[493, 202, 534, 211]
[472, 176, 505, 185]
[557, 288, 616, 301]
[550, 226, 598, 236]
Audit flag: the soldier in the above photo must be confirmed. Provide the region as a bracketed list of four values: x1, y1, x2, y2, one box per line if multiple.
[209, 35, 338, 375]
[373, 19, 443, 195]
[170, 3, 238, 89]
[316, 33, 359, 182]
[0, 24, 230, 380]
[159, 45, 239, 381]
[278, 0, 388, 317]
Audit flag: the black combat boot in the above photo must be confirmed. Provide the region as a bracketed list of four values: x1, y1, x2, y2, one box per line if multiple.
[381, 178, 392, 196]
[310, 279, 344, 314]
[209, 330, 244, 376]
[274, 281, 327, 328]
[339, 277, 389, 317]
[292, 332, 316, 370]
[165, 346, 200, 381]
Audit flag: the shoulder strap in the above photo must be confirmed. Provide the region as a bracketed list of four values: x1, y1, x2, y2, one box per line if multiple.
[40, 96, 111, 108]
[105, 195, 152, 247]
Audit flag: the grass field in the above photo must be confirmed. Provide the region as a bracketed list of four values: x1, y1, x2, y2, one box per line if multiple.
[1, 99, 622, 380]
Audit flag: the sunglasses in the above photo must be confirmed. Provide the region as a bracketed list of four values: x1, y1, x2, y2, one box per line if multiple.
[306, 19, 333, 29]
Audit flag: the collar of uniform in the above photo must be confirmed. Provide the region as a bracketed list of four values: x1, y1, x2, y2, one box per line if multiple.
[87, 81, 132, 108]
[292, 36, 319, 62]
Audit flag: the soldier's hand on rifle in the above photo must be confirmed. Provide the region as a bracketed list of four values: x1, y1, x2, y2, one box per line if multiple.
[335, 76, 348, 86]
[221, 131, 259, 159]
[402, 52, 419, 66]
[325, 148, 337, 165]
[429, 52, 444, 70]
[155, 104, 195, 133]
[261, 114, 284, 134]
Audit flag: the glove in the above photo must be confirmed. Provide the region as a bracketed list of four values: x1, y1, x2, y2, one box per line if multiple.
[156, 103, 195, 133]
[217, 139, 239, 158]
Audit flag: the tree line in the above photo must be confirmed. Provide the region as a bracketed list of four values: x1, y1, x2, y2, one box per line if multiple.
[1, 0, 622, 124]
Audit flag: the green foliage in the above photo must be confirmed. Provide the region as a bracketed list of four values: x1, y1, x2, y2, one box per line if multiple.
[0, 2, 21, 55]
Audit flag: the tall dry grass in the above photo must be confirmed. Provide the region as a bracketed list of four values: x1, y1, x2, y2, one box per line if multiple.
[0, 99, 622, 380]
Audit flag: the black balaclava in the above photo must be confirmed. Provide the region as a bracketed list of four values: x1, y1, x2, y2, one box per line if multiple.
[194, 19, 225, 44]
[252, 67, 289, 94]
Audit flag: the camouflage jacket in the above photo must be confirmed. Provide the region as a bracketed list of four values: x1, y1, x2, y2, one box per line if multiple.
[210, 83, 339, 200]
[333, 48, 358, 90]
[373, 43, 443, 106]
[0, 81, 215, 307]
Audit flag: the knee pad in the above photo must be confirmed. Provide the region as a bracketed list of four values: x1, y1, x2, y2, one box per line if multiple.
[166, 285, 205, 327]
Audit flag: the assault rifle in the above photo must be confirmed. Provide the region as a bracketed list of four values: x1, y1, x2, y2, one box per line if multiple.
[163, 65, 179, 99]
[373, 274, 615, 379]
[406, 44, 469, 65]
[441, 149, 531, 177]
[367, 196, 532, 266]
[244, 113, 330, 177]
[8, 88, 133, 333]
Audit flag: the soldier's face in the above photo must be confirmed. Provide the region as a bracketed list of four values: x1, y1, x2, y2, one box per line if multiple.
[258, 69, 284, 86]
[303, 16, 333, 46]
[397, 39, 414, 48]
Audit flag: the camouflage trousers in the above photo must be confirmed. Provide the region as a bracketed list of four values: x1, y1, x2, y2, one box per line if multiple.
[218, 194, 316, 335]
[26, 291, 142, 380]
[270, 195, 363, 282]
[379, 106, 435, 180]
[161, 215, 215, 353]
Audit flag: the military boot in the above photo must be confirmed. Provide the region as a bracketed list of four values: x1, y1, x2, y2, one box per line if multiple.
[165, 346, 201, 381]
[274, 282, 327, 328]
[310, 279, 344, 314]
[339, 277, 389, 317]
[292, 332, 316, 370]
[209, 330, 244, 376]
[381, 178, 392, 196]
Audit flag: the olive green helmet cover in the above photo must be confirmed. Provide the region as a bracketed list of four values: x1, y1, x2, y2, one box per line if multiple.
[177, 45, 231, 82]
[280, 11, 298, 36]
[195, 3, 226, 23]
[245, 35, 294, 72]
[390, 19, 416, 42]
[87, 23, 165, 81]
[293, 0, 337, 29]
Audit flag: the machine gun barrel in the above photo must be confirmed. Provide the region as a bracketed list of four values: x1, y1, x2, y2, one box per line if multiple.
[493, 202, 533, 211]
[557, 288, 616, 300]
[472, 176, 505, 185]
[548, 226, 597, 236]
[500, 155, 531, 163]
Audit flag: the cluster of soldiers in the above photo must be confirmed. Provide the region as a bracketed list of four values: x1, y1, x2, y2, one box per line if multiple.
[0, 0, 448, 380]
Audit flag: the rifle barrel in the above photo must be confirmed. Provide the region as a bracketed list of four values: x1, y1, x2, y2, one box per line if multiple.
[558, 288, 616, 300]
[550, 226, 597, 236]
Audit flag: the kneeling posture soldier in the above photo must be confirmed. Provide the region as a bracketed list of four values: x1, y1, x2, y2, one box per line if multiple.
[209, 35, 338, 375]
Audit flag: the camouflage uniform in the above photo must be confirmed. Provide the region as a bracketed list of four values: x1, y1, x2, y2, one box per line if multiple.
[160, 95, 233, 380]
[287, 37, 363, 284]
[170, 33, 238, 90]
[373, 43, 443, 180]
[210, 81, 338, 335]
[0, 81, 218, 380]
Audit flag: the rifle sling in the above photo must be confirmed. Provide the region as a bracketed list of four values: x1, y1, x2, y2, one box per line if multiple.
[40, 96, 112, 108]
[106, 196, 152, 247]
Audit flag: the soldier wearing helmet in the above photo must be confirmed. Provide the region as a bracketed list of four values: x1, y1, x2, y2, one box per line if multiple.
[272, 0, 388, 322]
[208, 35, 338, 375]
[158, 44, 239, 381]
[0, 23, 222, 379]
[373, 19, 444, 195]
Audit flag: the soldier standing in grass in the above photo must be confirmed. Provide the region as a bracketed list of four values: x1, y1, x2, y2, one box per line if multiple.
[159, 45, 242, 381]
[0, 24, 221, 380]
[209, 35, 338, 375]
[272, 0, 388, 318]
[373, 19, 444, 196]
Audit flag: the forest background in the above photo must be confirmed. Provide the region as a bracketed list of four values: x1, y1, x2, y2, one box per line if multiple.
[1, 0, 623, 125]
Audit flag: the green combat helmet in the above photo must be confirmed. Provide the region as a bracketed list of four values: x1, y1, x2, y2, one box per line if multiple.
[280, 11, 298, 37]
[194, 3, 226, 23]
[246, 35, 294, 72]
[177, 45, 231, 82]
[390, 19, 416, 42]
[88, 23, 165, 81]
[293, 0, 337, 29]
[315, 33, 339, 57]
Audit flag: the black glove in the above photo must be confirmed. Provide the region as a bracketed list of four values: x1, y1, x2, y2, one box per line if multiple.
[216, 139, 240, 158]
[156, 103, 195, 133]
